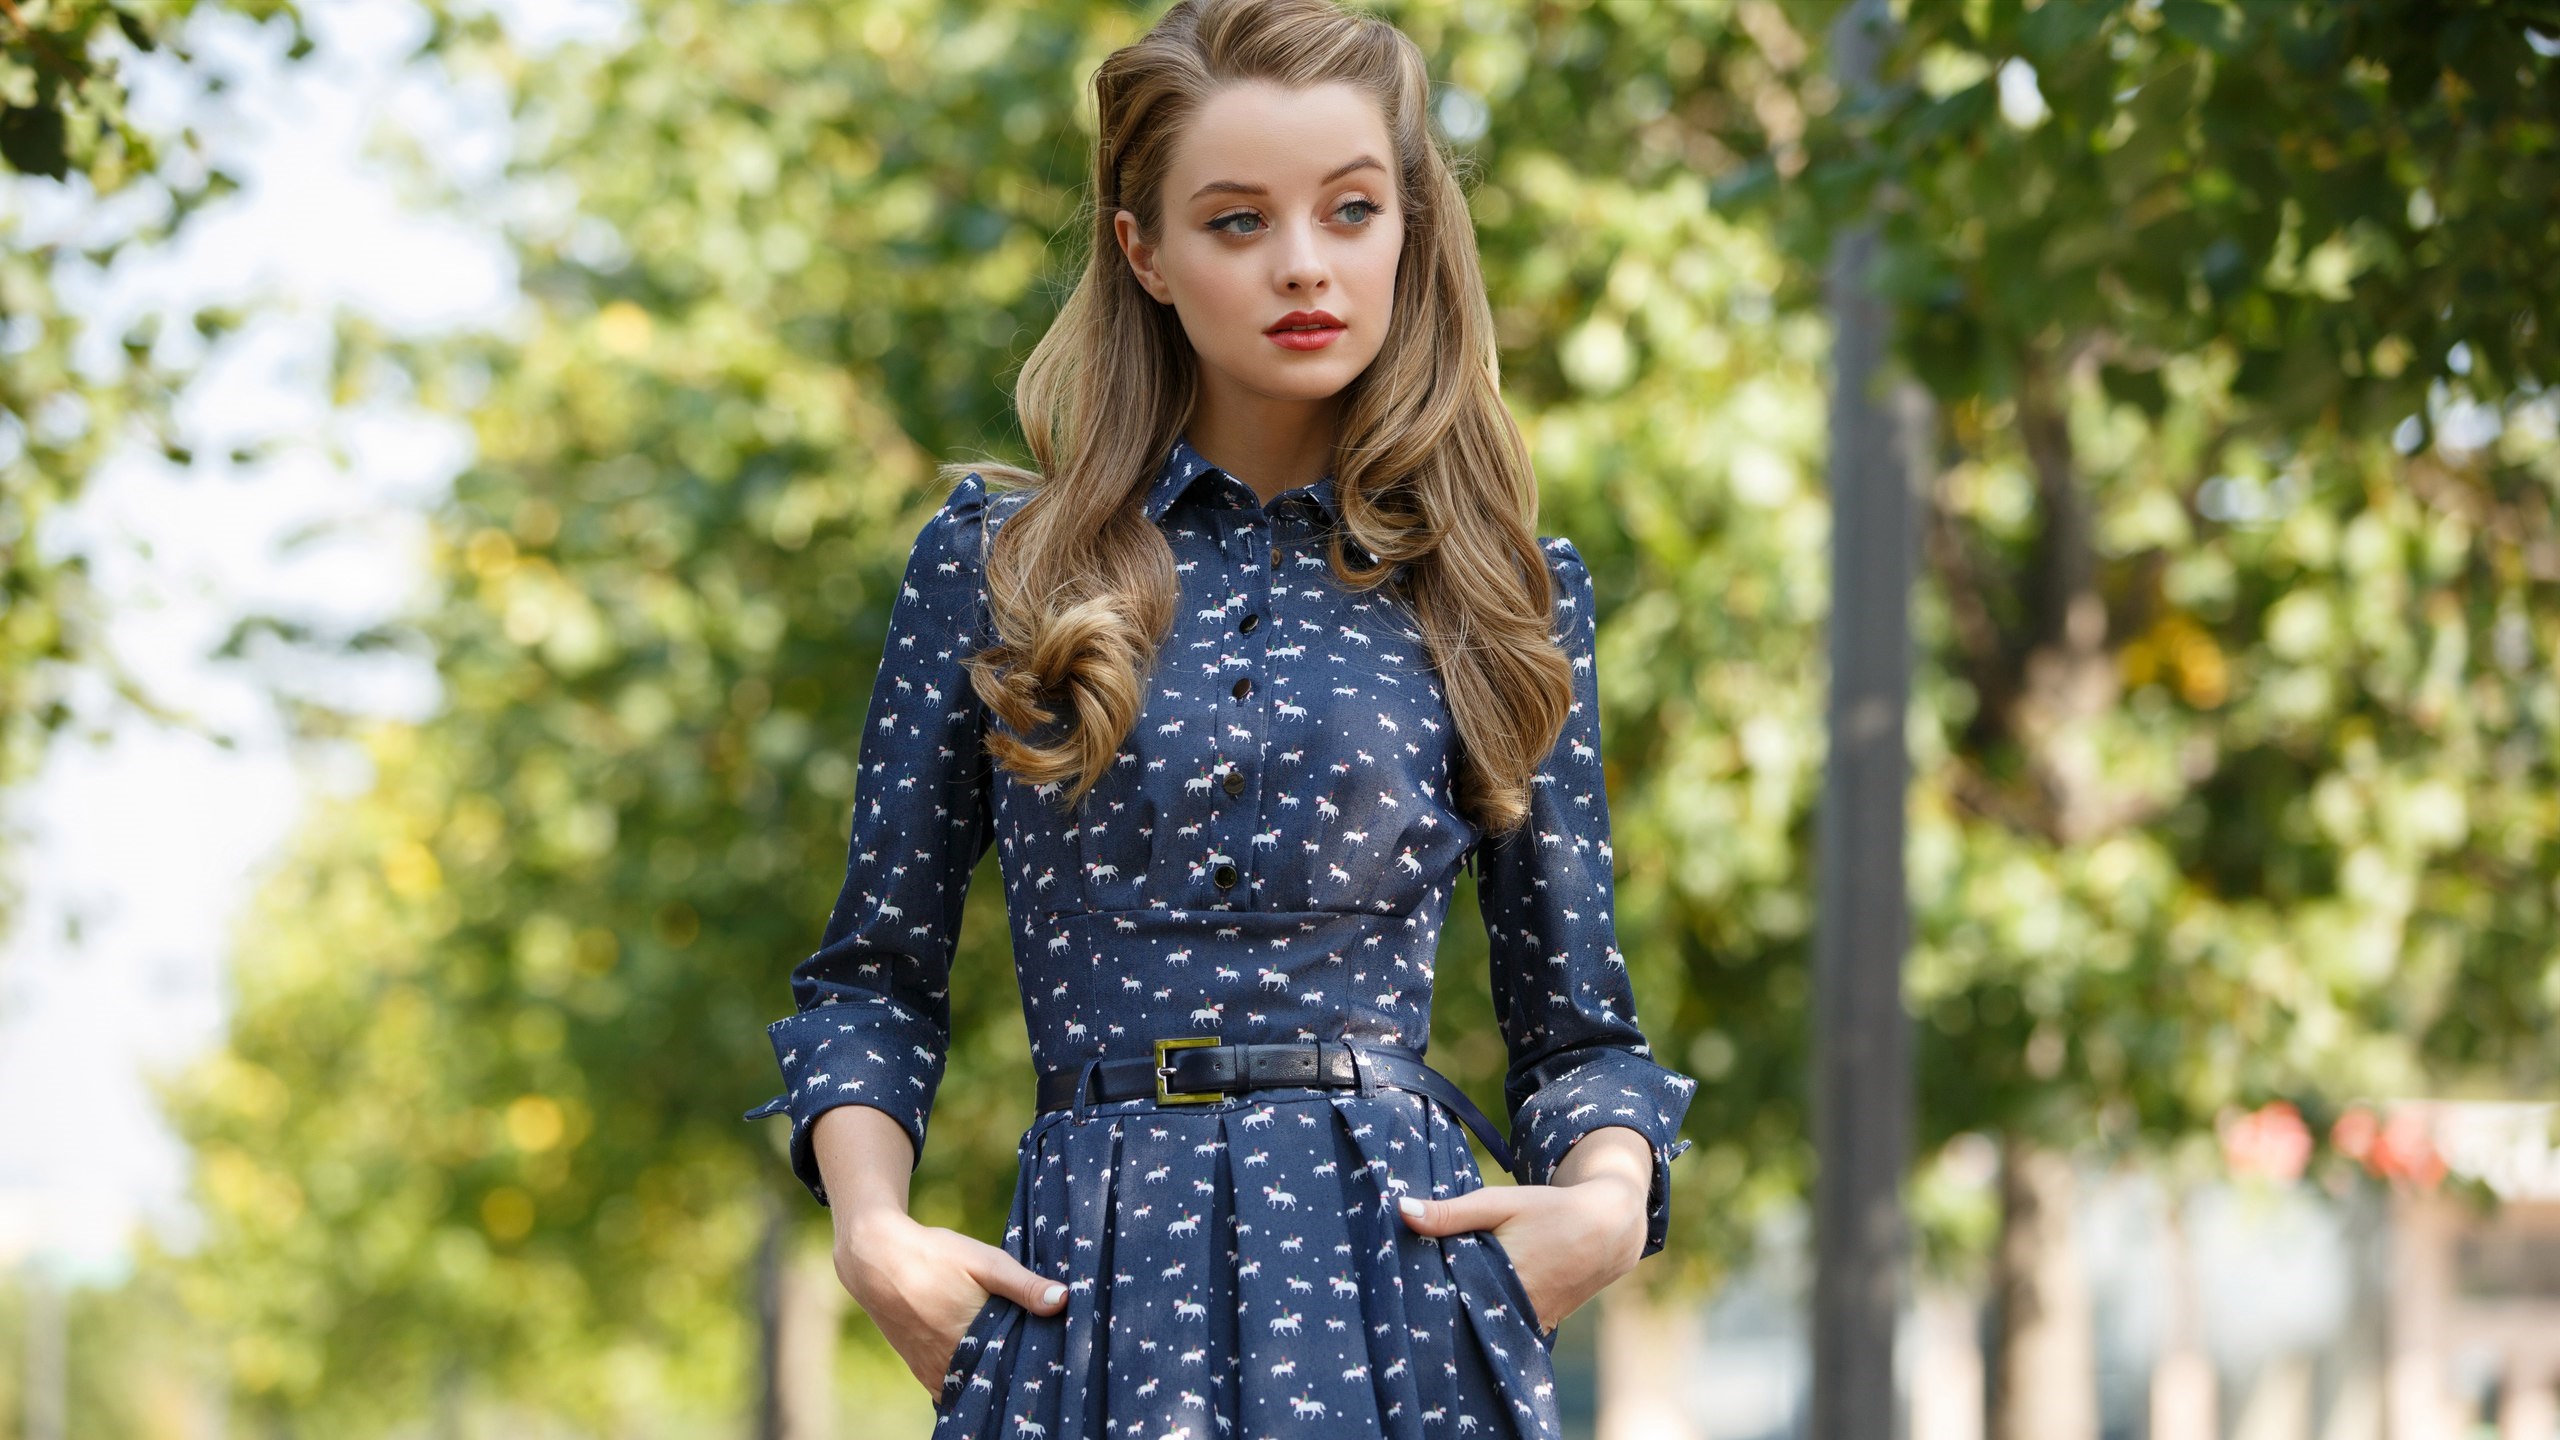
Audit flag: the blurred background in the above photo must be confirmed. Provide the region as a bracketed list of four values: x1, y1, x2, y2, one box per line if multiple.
[2, 0, 2556, 1436]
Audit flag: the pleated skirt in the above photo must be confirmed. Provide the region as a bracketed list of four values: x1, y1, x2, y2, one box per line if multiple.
[932, 1083, 1562, 1439]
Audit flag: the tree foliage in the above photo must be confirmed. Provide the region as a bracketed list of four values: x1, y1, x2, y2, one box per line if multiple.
[148, 0, 2560, 1431]
[0, 0, 305, 928]
[1712, 0, 2560, 1243]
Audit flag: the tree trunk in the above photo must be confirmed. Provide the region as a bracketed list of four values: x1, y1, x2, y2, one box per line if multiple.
[435, 1358, 467, 1440]
[2148, 1184, 2215, 1440]
[778, 1239, 847, 1440]
[24, 1266, 66, 1440]
[758, 1194, 847, 1440]
[2233, 1355, 2313, 1440]
[1976, 350, 2109, 1440]
[1595, 1282, 1703, 1440]
[1811, 3, 1923, 1436]
[1909, 1285, 1986, 1440]
[1989, 1138, 2096, 1440]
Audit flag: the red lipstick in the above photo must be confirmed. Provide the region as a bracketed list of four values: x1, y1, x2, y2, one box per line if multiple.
[1264, 309, 1345, 351]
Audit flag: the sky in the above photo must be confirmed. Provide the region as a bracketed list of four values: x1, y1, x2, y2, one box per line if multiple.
[0, 0, 627, 1284]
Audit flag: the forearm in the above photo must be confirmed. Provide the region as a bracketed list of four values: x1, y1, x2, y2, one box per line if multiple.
[811, 1103, 919, 1240]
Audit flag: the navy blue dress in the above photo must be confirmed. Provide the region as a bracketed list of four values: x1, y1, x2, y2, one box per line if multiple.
[747, 431, 1695, 1439]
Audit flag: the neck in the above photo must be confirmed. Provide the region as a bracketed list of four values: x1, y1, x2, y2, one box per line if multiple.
[1185, 383, 1340, 506]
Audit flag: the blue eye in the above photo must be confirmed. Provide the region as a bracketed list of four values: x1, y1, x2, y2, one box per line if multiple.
[1206, 199, 1385, 236]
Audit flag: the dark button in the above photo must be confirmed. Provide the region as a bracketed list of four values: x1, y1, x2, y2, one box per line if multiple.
[1232, 677, 1252, 700]
[1223, 769, 1246, 796]
[1213, 862, 1239, 889]
[1270, 546, 1282, 567]
[1239, 613, 1259, 633]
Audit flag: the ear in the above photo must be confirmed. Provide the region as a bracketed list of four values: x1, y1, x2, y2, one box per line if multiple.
[1114, 209, 1171, 305]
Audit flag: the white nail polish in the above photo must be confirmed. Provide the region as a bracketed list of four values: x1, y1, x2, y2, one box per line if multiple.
[1042, 1283, 1066, 1306]
[1398, 1197, 1424, 1218]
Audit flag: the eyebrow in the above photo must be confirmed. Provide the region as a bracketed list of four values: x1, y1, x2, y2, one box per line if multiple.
[1188, 154, 1388, 203]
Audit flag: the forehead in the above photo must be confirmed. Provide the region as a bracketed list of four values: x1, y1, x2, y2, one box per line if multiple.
[1168, 80, 1394, 198]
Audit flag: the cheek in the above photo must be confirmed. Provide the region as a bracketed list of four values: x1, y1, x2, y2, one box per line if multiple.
[1172, 252, 1263, 341]
[1353, 235, 1403, 352]
[1358, 227, 1403, 312]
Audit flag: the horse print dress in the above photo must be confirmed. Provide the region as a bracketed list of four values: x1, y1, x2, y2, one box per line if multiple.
[746, 432, 1696, 1439]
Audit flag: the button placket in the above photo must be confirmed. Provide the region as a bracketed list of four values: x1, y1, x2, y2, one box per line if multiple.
[1215, 508, 1274, 901]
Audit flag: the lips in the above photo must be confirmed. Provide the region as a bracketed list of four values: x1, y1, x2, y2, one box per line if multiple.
[1265, 309, 1344, 334]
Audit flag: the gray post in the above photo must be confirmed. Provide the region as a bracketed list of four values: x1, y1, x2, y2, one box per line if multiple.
[757, 1190, 785, 1440]
[25, 1263, 66, 1440]
[1812, 0, 1920, 1435]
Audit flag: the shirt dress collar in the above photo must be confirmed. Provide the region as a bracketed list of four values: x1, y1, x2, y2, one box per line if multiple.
[1145, 429, 1342, 526]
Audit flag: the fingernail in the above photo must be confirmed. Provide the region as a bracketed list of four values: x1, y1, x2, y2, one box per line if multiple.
[1398, 1197, 1425, 1219]
[1041, 1283, 1066, 1306]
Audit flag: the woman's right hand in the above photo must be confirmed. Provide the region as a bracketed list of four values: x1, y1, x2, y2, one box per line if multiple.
[835, 1209, 1071, 1398]
[808, 1104, 1068, 1398]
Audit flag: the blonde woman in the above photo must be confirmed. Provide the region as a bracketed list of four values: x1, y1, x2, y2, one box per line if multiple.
[745, 1, 1695, 1433]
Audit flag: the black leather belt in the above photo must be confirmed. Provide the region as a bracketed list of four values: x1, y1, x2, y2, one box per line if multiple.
[1035, 1038, 1518, 1179]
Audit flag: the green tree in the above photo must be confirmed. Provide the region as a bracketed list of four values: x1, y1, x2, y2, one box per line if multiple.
[0, 0, 305, 928]
[3, 11, 310, 1433]
[1709, 0, 2560, 1429]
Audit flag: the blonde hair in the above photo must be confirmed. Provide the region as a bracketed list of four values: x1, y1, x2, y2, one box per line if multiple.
[943, 0, 1572, 839]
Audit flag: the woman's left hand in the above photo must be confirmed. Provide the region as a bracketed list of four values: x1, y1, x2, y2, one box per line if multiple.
[1395, 1126, 1653, 1334]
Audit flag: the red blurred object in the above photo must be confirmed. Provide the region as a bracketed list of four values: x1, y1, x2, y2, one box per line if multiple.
[2366, 1105, 2448, 1187]
[2221, 1099, 2314, 1182]
[2329, 1102, 2448, 1188]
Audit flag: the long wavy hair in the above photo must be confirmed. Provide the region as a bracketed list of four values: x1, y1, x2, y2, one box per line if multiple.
[942, 0, 1572, 840]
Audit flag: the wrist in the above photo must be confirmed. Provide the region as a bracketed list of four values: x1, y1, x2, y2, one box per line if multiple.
[836, 1202, 918, 1258]
[1549, 1129, 1651, 1264]
[1560, 1168, 1647, 1245]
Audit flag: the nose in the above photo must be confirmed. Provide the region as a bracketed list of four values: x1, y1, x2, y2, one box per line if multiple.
[1275, 219, 1327, 294]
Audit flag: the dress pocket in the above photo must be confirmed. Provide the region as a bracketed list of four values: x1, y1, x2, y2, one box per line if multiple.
[1473, 1229, 1559, 1354]
[931, 1289, 1016, 1416]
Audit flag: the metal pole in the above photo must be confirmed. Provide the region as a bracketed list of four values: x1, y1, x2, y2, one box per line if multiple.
[1813, 0, 1920, 1434]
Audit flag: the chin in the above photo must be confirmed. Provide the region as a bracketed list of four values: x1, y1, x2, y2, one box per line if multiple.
[1246, 349, 1382, 395]
[1261, 370, 1361, 401]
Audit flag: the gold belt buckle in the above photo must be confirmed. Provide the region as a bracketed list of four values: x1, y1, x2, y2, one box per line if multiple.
[1153, 1036, 1226, 1104]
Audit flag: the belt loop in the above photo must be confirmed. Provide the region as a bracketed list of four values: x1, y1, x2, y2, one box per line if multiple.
[1347, 1041, 1380, 1099]
[1070, 1059, 1103, 1124]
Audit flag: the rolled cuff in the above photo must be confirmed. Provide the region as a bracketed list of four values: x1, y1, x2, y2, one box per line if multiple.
[742, 995, 948, 1207]
[1509, 1046, 1696, 1260]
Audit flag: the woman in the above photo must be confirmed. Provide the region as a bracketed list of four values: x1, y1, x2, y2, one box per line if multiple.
[744, 1, 1695, 1434]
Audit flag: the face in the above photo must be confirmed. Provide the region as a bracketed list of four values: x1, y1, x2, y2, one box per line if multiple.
[1115, 80, 1405, 407]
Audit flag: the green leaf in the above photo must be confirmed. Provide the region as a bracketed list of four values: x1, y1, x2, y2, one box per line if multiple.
[2159, 0, 2239, 55]
[1904, 78, 1998, 148]
[2099, 361, 2168, 419]
[0, 103, 69, 179]
[2014, 0, 2108, 63]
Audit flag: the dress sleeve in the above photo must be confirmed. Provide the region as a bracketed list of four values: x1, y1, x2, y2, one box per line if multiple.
[742, 471, 996, 1207]
[1472, 536, 1696, 1259]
